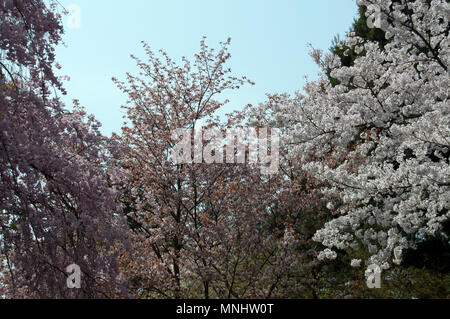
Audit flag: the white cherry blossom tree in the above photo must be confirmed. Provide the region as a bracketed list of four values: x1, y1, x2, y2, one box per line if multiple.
[246, 0, 449, 271]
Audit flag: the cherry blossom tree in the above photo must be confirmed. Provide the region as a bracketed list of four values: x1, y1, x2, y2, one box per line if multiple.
[0, 0, 129, 298]
[246, 0, 449, 273]
[112, 38, 321, 298]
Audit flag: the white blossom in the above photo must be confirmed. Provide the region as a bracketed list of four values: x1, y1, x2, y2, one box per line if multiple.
[246, 0, 450, 272]
[351, 259, 362, 268]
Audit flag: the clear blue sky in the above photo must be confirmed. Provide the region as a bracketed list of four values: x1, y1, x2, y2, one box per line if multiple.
[54, 0, 359, 136]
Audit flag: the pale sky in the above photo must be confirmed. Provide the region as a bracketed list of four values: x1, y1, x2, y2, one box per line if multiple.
[54, 0, 359, 136]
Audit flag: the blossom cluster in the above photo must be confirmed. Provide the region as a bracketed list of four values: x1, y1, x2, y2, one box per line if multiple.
[246, 0, 449, 271]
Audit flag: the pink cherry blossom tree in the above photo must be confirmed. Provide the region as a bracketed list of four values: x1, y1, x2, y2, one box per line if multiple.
[0, 0, 129, 298]
[112, 38, 325, 298]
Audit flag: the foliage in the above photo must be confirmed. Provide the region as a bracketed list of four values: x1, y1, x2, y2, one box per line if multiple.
[246, 0, 449, 283]
[1, 0, 448, 299]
